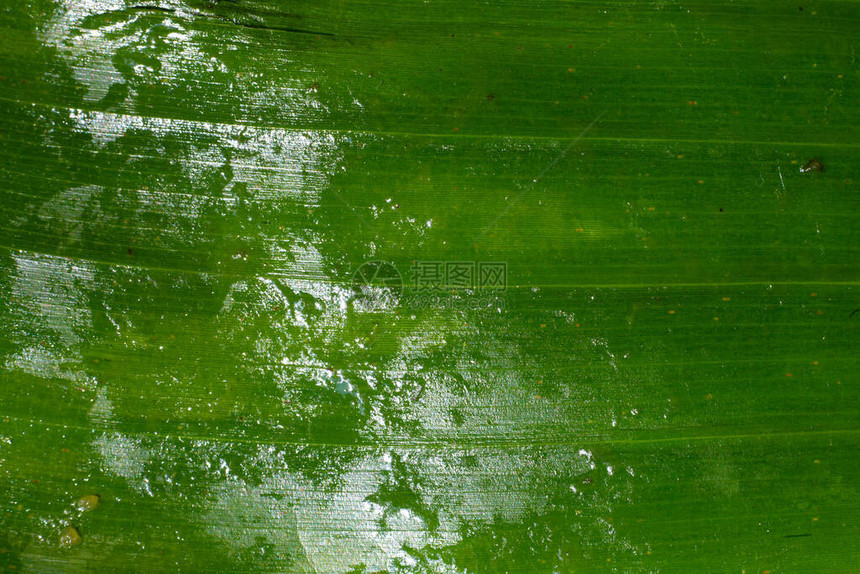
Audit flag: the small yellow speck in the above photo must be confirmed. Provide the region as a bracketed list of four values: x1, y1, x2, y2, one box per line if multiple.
[677, 155, 684, 159]
[59, 526, 82, 548]
[706, 393, 713, 400]
[813, 517, 819, 522]
[722, 296, 730, 301]
[75, 494, 100, 512]
[540, 324, 546, 328]
[812, 361, 818, 365]
[697, 179, 704, 184]
[713, 317, 719, 321]
[810, 292, 817, 297]
[668, 310, 675, 315]
[814, 459, 820, 463]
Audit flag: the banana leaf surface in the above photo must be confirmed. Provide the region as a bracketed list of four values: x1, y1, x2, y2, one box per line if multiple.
[0, 0, 858, 571]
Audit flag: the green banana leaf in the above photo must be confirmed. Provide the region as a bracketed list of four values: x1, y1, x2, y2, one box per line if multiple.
[1, 0, 858, 571]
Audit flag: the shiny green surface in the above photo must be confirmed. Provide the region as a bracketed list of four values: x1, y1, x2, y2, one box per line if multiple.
[1, 1, 858, 571]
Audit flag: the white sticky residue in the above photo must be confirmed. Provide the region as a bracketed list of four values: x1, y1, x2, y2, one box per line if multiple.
[10, 251, 94, 345]
[285, 458, 457, 572]
[92, 432, 149, 485]
[203, 478, 315, 572]
[4, 346, 94, 388]
[39, 0, 128, 101]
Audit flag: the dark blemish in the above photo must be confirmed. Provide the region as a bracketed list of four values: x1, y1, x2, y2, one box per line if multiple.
[261, 492, 285, 501]
[234, 19, 334, 36]
[800, 159, 824, 173]
[849, 308, 859, 318]
[582, 477, 592, 484]
[798, 6, 804, 11]
[487, 94, 495, 101]
[126, 248, 134, 256]
[784, 533, 811, 538]
[199, 12, 333, 36]
[409, 383, 424, 402]
[719, 207, 724, 212]
[130, 5, 176, 14]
